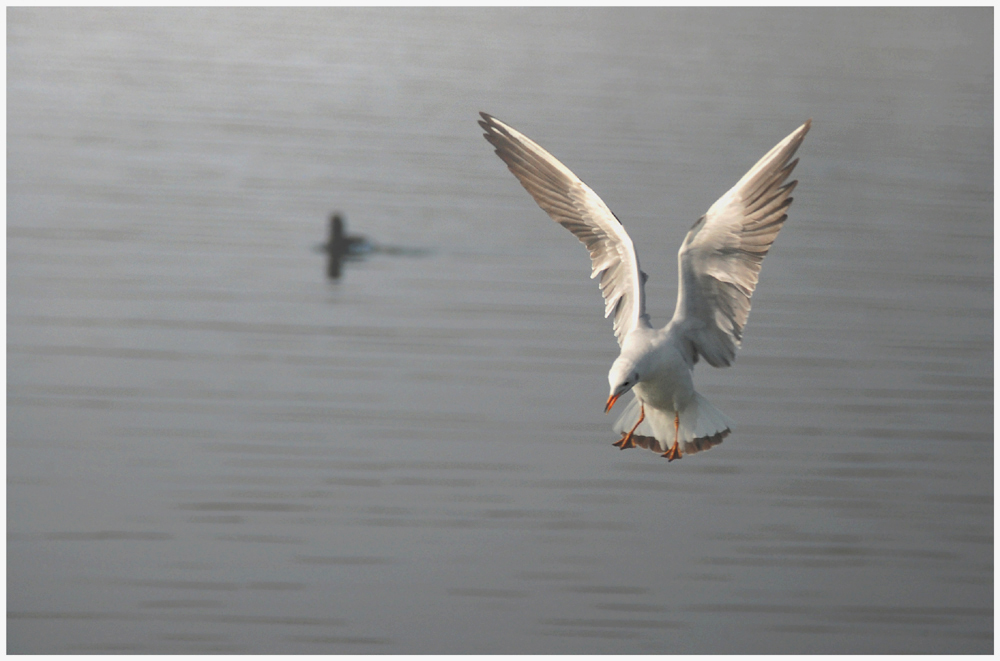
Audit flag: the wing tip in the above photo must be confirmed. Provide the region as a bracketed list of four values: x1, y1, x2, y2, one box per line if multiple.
[479, 112, 504, 140]
[478, 113, 495, 136]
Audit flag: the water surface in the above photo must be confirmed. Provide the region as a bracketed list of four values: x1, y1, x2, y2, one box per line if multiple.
[7, 8, 992, 654]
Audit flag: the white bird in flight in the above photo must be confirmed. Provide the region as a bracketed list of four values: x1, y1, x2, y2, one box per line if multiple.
[479, 112, 810, 461]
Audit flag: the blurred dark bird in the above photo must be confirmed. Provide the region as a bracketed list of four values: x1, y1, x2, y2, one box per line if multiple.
[322, 213, 371, 279]
[324, 213, 370, 256]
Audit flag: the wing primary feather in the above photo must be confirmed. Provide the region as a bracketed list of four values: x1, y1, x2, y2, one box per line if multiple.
[672, 120, 810, 368]
[479, 112, 651, 345]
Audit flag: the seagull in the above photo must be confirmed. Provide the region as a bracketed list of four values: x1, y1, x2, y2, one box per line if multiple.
[479, 112, 810, 461]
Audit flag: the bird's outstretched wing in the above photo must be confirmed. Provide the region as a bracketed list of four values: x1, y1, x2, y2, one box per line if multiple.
[479, 112, 651, 345]
[672, 120, 811, 367]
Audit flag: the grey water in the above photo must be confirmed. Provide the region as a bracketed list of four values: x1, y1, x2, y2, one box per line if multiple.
[7, 8, 992, 654]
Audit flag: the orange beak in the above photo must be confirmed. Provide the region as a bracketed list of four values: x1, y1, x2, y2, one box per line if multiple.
[605, 392, 620, 413]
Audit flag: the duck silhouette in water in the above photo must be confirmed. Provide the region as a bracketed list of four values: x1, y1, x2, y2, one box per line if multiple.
[322, 213, 371, 279]
[319, 212, 429, 279]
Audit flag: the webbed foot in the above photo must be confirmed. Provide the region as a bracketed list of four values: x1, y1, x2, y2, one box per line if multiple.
[613, 433, 636, 450]
[660, 442, 682, 462]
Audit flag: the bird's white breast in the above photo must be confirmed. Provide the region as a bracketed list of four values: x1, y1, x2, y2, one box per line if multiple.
[631, 330, 696, 413]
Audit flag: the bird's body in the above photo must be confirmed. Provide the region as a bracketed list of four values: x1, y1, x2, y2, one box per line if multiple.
[615, 326, 691, 415]
[611, 322, 734, 457]
[479, 112, 809, 460]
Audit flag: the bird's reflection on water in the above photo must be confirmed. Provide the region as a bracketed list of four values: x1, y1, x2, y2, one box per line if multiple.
[319, 212, 429, 279]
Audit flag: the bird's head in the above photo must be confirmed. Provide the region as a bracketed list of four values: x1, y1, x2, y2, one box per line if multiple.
[605, 359, 640, 413]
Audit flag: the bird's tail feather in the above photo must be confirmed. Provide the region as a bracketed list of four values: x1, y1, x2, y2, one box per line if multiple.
[611, 393, 733, 458]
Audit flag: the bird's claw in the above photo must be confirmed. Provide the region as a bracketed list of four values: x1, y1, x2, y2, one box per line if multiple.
[613, 433, 636, 450]
[660, 443, 682, 462]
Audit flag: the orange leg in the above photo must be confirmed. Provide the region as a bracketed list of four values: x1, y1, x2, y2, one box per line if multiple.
[661, 412, 682, 461]
[612, 403, 645, 450]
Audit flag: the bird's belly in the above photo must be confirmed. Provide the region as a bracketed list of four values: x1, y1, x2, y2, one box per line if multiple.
[633, 364, 695, 412]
